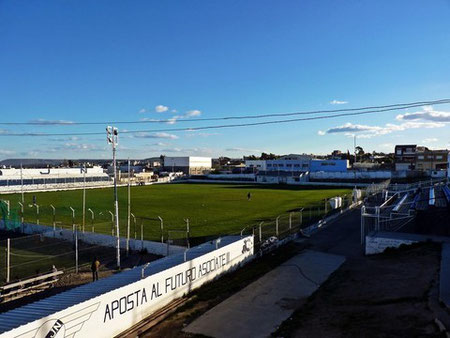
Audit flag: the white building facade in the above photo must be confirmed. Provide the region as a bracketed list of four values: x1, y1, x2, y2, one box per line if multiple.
[163, 156, 212, 175]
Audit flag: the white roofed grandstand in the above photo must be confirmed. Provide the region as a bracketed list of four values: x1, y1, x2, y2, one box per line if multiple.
[0, 166, 111, 193]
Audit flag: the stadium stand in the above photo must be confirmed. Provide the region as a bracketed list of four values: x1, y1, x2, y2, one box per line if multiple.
[0, 167, 111, 193]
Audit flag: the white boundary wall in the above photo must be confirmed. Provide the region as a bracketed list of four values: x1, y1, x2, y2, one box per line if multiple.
[17, 223, 185, 257]
[1, 236, 254, 338]
[365, 235, 417, 255]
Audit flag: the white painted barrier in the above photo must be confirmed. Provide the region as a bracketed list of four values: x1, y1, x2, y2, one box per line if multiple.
[16, 223, 185, 257]
[0, 236, 254, 338]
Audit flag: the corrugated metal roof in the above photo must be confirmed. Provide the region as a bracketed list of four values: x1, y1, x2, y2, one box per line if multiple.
[0, 236, 240, 334]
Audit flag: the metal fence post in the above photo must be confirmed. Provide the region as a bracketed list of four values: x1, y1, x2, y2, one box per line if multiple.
[289, 213, 292, 230]
[50, 205, 56, 234]
[18, 202, 24, 225]
[275, 216, 280, 236]
[6, 238, 10, 283]
[75, 225, 79, 273]
[324, 198, 328, 214]
[131, 213, 136, 241]
[35, 204, 39, 225]
[158, 216, 164, 243]
[140, 218, 144, 251]
[300, 208, 303, 227]
[108, 211, 114, 236]
[166, 232, 170, 256]
[375, 206, 380, 232]
[259, 221, 263, 243]
[361, 205, 366, 245]
[88, 208, 94, 232]
[70, 207, 75, 235]
[185, 218, 190, 249]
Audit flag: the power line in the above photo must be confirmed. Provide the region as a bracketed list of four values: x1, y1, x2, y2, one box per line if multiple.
[0, 98, 449, 126]
[1, 101, 448, 137]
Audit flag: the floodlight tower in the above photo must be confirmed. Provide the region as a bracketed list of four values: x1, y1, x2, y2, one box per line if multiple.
[107, 126, 121, 269]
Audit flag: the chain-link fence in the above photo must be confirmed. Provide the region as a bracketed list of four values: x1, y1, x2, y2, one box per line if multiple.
[0, 233, 119, 284]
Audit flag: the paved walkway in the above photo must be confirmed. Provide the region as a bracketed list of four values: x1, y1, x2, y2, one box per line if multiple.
[440, 243, 450, 307]
[183, 250, 345, 338]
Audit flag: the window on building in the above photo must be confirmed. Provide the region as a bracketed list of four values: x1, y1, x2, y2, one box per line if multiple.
[267, 164, 272, 167]
[396, 150, 402, 155]
[436, 155, 443, 160]
[418, 155, 424, 160]
[294, 164, 300, 167]
[286, 164, 292, 167]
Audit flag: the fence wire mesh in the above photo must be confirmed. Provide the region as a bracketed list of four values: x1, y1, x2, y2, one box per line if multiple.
[0, 234, 119, 284]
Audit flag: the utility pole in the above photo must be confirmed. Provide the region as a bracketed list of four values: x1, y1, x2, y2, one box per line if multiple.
[127, 158, 131, 256]
[107, 126, 120, 269]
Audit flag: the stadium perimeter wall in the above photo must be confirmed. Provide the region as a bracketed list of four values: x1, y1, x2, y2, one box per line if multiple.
[0, 236, 253, 338]
[5, 222, 184, 257]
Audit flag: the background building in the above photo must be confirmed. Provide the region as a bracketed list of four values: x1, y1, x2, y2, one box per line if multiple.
[394, 145, 449, 172]
[394, 145, 417, 171]
[265, 154, 311, 172]
[163, 156, 212, 175]
[309, 159, 349, 172]
[415, 148, 448, 171]
[244, 160, 267, 171]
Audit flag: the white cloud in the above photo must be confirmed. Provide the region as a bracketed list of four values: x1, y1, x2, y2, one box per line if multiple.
[160, 147, 215, 155]
[225, 147, 261, 153]
[134, 132, 179, 139]
[28, 119, 74, 125]
[396, 106, 450, 122]
[138, 108, 147, 114]
[422, 137, 438, 143]
[185, 132, 219, 138]
[320, 121, 446, 138]
[155, 105, 169, 113]
[153, 142, 169, 146]
[167, 115, 182, 125]
[317, 130, 326, 136]
[0, 149, 15, 156]
[161, 147, 182, 152]
[330, 100, 348, 105]
[185, 110, 202, 117]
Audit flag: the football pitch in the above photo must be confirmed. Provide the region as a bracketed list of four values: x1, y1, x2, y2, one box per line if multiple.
[0, 183, 351, 242]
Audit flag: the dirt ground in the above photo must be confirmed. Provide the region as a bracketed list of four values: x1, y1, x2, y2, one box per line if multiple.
[275, 242, 448, 338]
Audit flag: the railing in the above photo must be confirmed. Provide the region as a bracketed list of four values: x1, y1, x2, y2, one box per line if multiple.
[0, 270, 63, 302]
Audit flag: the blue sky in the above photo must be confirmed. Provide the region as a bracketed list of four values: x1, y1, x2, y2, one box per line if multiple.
[1, 0, 450, 160]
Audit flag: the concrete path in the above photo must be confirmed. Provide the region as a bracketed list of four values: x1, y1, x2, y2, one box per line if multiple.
[440, 243, 450, 307]
[183, 250, 345, 338]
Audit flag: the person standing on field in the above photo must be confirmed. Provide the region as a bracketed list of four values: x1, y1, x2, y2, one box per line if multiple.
[247, 192, 252, 201]
[91, 257, 100, 281]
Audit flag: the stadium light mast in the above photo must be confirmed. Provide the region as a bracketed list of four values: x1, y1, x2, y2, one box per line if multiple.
[107, 126, 120, 269]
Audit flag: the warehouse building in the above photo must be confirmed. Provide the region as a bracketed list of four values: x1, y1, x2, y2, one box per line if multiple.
[163, 156, 212, 175]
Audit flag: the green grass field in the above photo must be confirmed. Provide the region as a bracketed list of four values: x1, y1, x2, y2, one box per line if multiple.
[0, 183, 351, 242]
